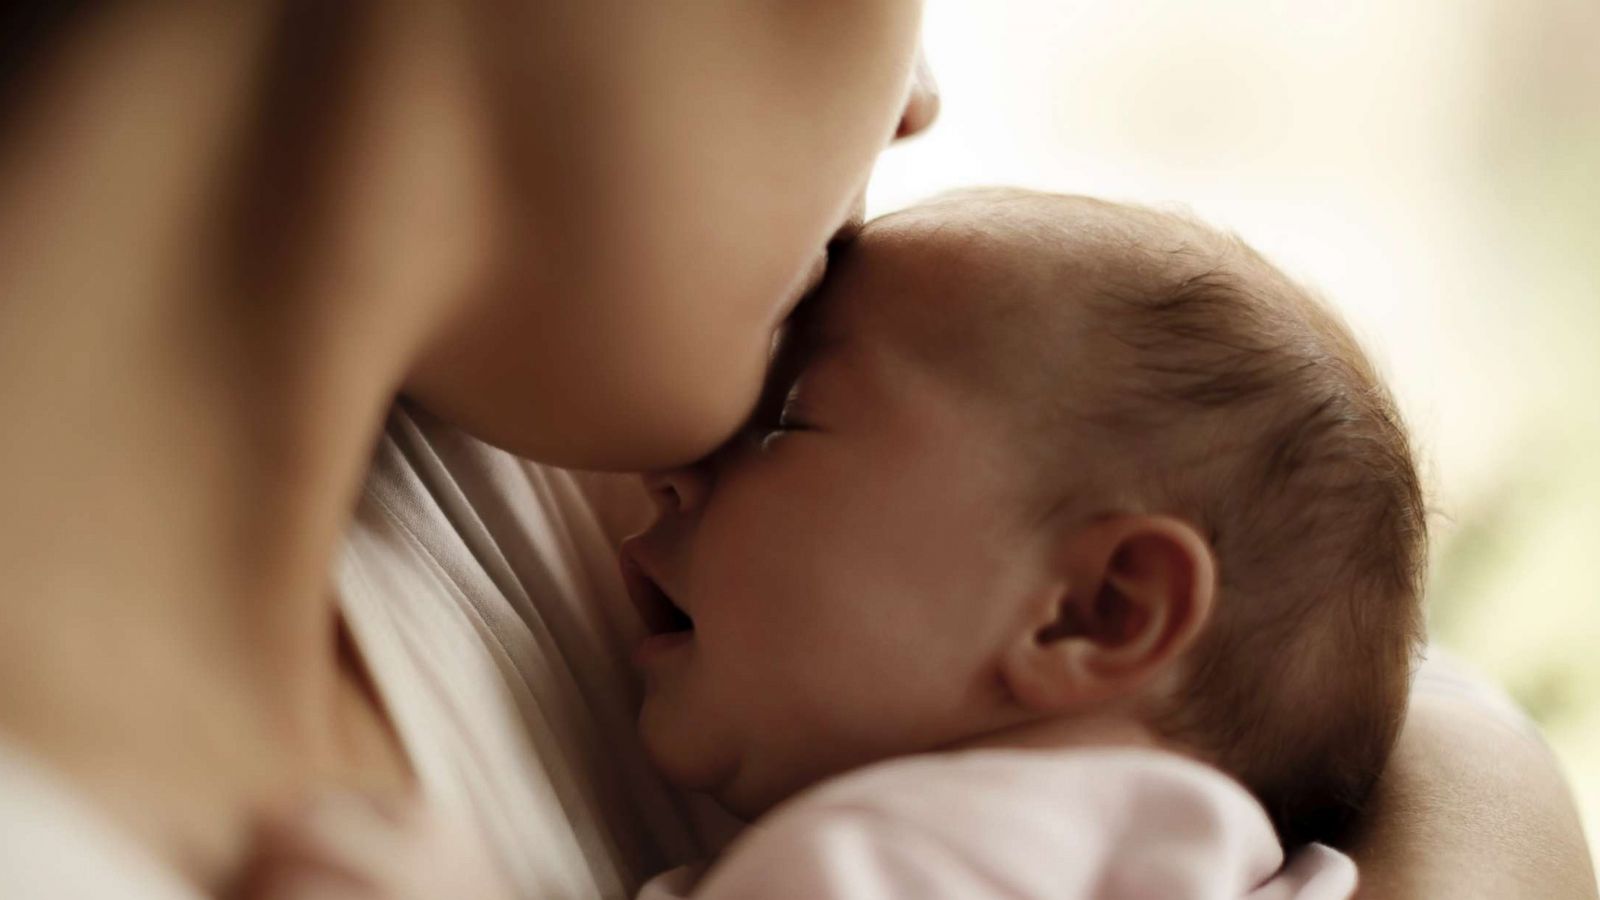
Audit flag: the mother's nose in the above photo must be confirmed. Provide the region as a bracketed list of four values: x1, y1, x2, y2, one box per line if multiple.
[643, 464, 711, 516]
[895, 46, 940, 140]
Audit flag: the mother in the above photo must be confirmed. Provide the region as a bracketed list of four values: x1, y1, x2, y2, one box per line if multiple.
[0, 2, 1592, 897]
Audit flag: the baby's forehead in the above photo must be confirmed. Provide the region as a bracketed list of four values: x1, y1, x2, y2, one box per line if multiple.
[848, 192, 1194, 322]
[811, 190, 1327, 438]
[867, 190, 1181, 265]
[812, 193, 1160, 382]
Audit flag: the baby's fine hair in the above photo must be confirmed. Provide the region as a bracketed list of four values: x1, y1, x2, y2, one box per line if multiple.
[916, 189, 1428, 846]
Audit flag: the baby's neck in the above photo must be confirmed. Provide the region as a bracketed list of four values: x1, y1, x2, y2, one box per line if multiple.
[947, 712, 1162, 757]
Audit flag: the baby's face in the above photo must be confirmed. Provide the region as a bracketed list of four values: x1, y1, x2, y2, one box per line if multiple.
[622, 211, 1082, 817]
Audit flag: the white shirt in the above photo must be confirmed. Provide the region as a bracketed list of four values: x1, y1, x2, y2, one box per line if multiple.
[336, 405, 735, 897]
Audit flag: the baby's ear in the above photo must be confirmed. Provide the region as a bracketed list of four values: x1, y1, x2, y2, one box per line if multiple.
[1001, 515, 1217, 715]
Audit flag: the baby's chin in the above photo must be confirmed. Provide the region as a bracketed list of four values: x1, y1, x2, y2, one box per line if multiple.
[636, 708, 801, 821]
[638, 706, 739, 798]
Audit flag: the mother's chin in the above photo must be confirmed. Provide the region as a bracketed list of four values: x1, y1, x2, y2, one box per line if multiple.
[403, 308, 776, 471]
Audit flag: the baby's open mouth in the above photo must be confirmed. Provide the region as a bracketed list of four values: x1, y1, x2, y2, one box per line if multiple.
[621, 555, 694, 637]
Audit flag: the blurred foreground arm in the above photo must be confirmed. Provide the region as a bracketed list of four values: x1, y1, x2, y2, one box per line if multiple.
[1349, 680, 1597, 898]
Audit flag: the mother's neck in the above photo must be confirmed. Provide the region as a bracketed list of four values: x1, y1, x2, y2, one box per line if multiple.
[0, 1, 495, 887]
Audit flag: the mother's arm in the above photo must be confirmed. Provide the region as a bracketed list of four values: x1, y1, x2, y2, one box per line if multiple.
[1349, 688, 1597, 898]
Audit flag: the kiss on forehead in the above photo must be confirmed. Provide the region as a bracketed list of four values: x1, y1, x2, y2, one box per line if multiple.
[625, 189, 1423, 862]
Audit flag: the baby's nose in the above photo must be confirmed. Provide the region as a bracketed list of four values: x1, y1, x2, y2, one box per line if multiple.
[642, 464, 710, 517]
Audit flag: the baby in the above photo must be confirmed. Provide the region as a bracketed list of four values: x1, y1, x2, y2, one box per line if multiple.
[252, 189, 1425, 899]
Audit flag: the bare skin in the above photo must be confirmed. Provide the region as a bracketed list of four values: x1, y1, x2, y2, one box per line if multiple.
[0, 4, 470, 885]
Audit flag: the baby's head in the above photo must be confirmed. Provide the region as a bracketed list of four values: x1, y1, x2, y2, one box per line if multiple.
[621, 189, 1425, 845]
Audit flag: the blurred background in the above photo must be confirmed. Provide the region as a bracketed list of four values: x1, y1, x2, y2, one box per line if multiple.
[870, 0, 1599, 857]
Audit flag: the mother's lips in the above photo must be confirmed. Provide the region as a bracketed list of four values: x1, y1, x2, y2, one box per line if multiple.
[775, 246, 831, 326]
[775, 211, 863, 325]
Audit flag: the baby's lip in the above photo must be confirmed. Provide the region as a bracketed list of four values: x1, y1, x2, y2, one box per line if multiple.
[618, 541, 694, 637]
